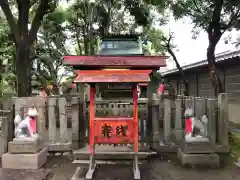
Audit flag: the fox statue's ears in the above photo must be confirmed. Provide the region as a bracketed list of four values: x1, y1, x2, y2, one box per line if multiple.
[201, 114, 208, 124]
[14, 114, 22, 126]
[184, 108, 194, 117]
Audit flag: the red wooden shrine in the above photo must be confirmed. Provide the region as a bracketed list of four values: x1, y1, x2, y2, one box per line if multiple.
[64, 55, 167, 180]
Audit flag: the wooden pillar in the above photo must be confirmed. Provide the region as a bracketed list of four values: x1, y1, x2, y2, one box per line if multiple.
[89, 84, 95, 154]
[133, 84, 138, 152]
[217, 93, 228, 146]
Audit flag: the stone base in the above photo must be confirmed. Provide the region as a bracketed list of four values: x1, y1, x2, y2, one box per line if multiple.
[181, 141, 215, 154]
[8, 140, 43, 154]
[177, 149, 219, 168]
[2, 148, 48, 169]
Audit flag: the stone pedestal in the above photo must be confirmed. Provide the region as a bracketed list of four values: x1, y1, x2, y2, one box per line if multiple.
[177, 149, 219, 168]
[181, 141, 215, 154]
[2, 148, 48, 169]
[8, 140, 44, 154]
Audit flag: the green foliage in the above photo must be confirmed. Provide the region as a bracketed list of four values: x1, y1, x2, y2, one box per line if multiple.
[229, 132, 240, 165]
[146, 0, 240, 94]
[124, 0, 150, 26]
[171, 0, 240, 37]
[33, 7, 72, 91]
[64, 0, 168, 56]
[0, 13, 16, 96]
[0, 14, 14, 65]
[0, 0, 60, 96]
[144, 0, 167, 6]
[147, 0, 240, 39]
[142, 27, 167, 55]
[0, 0, 171, 96]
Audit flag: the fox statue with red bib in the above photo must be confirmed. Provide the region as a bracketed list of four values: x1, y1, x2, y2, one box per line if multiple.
[14, 106, 40, 141]
[184, 108, 209, 142]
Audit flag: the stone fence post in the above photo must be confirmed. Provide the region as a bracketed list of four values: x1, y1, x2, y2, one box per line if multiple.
[152, 93, 160, 148]
[217, 93, 228, 146]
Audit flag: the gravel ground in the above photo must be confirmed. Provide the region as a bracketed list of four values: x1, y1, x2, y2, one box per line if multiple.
[44, 155, 240, 180]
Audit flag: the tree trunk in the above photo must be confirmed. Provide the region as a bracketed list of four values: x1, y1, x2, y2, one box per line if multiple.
[206, 44, 224, 95]
[88, 4, 95, 55]
[205, 0, 224, 95]
[1, 0, 54, 96]
[76, 30, 83, 55]
[83, 25, 90, 55]
[83, 4, 90, 55]
[15, 41, 31, 97]
[167, 47, 189, 96]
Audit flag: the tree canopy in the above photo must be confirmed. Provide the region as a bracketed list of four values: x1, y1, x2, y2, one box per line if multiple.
[0, 0, 170, 96]
[146, 0, 240, 94]
[1, 0, 239, 96]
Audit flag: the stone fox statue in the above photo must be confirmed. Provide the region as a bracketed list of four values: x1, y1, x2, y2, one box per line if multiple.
[14, 107, 39, 140]
[184, 108, 208, 142]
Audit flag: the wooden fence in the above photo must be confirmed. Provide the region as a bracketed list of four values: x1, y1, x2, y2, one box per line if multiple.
[0, 93, 229, 155]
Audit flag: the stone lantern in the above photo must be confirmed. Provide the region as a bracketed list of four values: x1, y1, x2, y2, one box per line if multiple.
[31, 74, 41, 95]
[0, 59, 7, 85]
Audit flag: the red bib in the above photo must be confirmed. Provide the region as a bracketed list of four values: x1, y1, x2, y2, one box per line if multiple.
[158, 84, 165, 93]
[185, 117, 192, 133]
[29, 117, 37, 134]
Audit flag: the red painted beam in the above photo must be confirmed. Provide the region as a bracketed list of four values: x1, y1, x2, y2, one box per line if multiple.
[63, 55, 167, 68]
[74, 70, 152, 83]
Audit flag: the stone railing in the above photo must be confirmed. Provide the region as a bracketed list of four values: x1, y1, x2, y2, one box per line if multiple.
[0, 93, 229, 154]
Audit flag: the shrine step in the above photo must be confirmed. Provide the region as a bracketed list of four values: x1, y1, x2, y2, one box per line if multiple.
[73, 146, 155, 160]
[73, 151, 155, 160]
[72, 159, 147, 164]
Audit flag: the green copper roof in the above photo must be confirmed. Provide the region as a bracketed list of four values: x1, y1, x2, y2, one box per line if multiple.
[99, 34, 143, 55]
